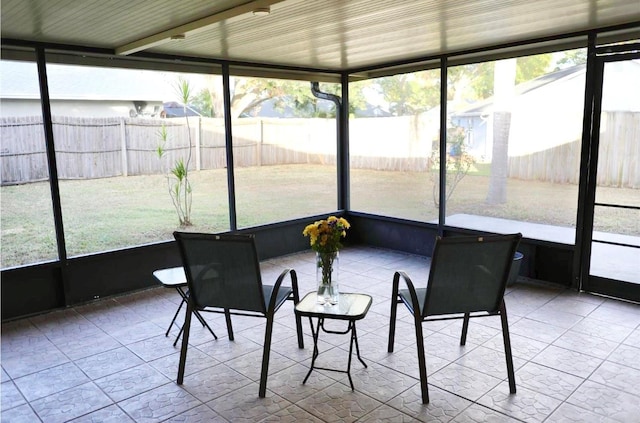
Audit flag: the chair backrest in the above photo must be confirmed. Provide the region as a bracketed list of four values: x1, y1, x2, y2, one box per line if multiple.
[173, 232, 267, 313]
[423, 233, 522, 317]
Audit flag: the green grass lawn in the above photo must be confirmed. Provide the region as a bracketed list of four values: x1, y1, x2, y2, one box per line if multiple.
[1, 164, 637, 268]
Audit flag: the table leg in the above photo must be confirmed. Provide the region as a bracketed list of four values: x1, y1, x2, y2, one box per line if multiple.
[171, 287, 217, 346]
[352, 322, 367, 368]
[345, 321, 355, 390]
[345, 322, 368, 390]
[165, 296, 185, 337]
[301, 317, 367, 391]
[302, 316, 321, 385]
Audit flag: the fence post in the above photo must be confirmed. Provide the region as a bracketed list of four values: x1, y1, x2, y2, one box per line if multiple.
[256, 119, 263, 166]
[195, 117, 201, 171]
[120, 118, 128, 176]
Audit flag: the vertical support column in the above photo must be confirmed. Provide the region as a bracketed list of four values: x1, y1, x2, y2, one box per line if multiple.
[574, 33, 598, 291]
[119, 118, 128, 176]
[438, 57, 448, 236]
[339, 73, 350, 212]
[222, 64, 237, 230]
[36, 47, 70, 304]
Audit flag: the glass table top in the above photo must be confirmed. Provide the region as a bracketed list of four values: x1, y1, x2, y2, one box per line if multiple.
[152, 267, 187, 286]
[295, 292, 372, 320]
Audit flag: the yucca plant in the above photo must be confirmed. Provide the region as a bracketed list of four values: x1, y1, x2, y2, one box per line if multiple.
[156, 77, 195, 226]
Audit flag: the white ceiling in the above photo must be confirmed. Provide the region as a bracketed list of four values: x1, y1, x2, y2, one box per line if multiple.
[1, 0, 639, 72]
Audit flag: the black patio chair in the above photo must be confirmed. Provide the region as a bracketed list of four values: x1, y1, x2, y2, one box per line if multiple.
[388, 233, 522, 404]
[173, 231, 304, 398]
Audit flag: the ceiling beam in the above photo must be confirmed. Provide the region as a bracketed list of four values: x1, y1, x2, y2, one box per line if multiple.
[115, 0, 286, 56]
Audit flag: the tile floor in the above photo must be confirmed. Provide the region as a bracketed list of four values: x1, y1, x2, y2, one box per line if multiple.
[2, 246, 640, 423]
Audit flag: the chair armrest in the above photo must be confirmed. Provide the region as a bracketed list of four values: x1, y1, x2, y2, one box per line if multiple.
[267, 268, 297, 311]
[393, 271, 422, 318]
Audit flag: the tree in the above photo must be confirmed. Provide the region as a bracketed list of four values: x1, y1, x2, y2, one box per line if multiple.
[189, 77, 366, 118]
[554, 49, 588, 70]
[191, 89, 214, 117]
[515, 55, 552, 83]
[443, 54, 554, 205]
[486, 58, 517, 205]
[451, 63, 494, 102]
[185, 76, 275, 118]
[448, 55, 552, 103]
[377, 71, 440, 116]
[271, 81, 342, 118]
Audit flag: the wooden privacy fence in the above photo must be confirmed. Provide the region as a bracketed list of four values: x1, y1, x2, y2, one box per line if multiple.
[1, 112, 638, 187]
[507, 111, 640, 187]
[0, 116, 336, 184]
[596, 111, 640, 188]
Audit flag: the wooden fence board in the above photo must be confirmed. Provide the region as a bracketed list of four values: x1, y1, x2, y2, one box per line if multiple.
[597, 112, 640, 188]
[1, 116, 49, 183]
[1, 113, 638, 187]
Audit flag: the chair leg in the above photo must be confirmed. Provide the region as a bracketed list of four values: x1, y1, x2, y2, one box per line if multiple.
[177, 300, 193, 385]
[388, 274, 400, 353]
[500, 301, 516, 394]
[414, 317, 430, 404]
[224, 309, 234, 341]
[460, 312, 470, 345]
[388, 301, 398, 352]
[259, 315, 275, 398]
[291, 272, 304, 349]
[294, 313, 304, 349]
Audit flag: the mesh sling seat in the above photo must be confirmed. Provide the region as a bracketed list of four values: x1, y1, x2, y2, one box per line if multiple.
[388, 233, 522, 404]
[173, 232, 304, 398]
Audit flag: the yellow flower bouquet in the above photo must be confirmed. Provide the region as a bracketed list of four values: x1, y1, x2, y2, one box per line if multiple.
[303, 215, 351, 254]
[303, 216, 350, 305]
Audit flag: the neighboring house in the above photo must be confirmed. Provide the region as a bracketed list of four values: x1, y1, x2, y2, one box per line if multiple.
[161, 101, 204, 118]
[1, 60, 394, 120]
[353, 103, 393, 118]
[0, 61, 167, 118]
[450, 61, 640, 161]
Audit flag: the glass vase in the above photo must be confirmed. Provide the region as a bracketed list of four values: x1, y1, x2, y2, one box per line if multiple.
[316, 251, 339, 305]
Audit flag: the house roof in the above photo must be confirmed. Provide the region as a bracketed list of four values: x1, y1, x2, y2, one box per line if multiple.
[453, 60, 640, 115]
[162, 102, 204, 118]
[1, 0, 639, 74]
